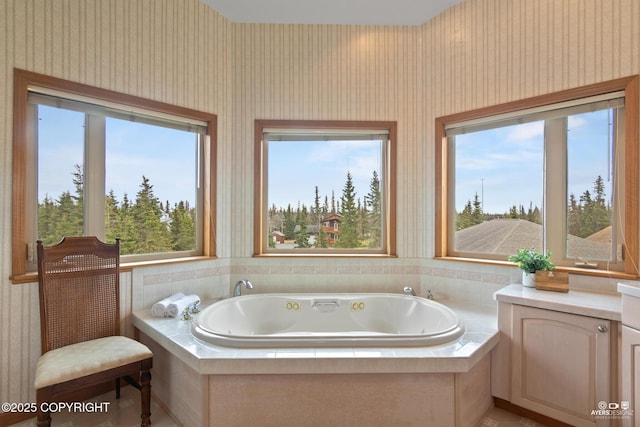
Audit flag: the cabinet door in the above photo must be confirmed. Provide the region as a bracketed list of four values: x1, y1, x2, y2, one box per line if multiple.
[512, 305, 610, 427]
[621, 325, 640, 427]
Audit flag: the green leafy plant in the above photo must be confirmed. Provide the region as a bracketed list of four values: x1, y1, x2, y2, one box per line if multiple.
[508, 248, 555, 274]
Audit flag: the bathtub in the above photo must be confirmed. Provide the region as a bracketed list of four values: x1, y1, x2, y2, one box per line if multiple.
[191, 293, 465, 347]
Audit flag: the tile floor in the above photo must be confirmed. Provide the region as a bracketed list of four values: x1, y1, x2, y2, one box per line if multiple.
[481, 407, 549, 427]
[11, 386, 548, 426]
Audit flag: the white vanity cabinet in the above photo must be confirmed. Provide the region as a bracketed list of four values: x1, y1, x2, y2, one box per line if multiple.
[621, 325, 640, 427]
[493, 286, 621, 427]
[619, 284, 640, 427]
[511, 305, 612, 427]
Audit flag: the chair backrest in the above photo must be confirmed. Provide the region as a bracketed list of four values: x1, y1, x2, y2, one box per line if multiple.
[37, 237, 121, 353]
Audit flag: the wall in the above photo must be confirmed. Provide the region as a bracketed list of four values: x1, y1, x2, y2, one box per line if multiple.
[1, 0, 639, 416]
[226, 0, 640, 298]
[418, 0, 640, 299]
[0, 0, 232, 413]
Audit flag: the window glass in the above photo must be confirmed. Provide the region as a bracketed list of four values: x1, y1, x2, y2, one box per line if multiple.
[32, 97, 203, 260]
[267, 139, 384, 250]
[438, 82, 636, 273]
[37, 106, 85, 245]
[11, 70, 216, 280]
[453, 122, 544, 256]
[256, 121, 396, 256]
[566, 109, 616, 262]
[105, 118, 199, 255]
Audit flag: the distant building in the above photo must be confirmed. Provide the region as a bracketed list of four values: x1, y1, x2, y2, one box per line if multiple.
[272, 231, 285, 244]
[321, 213, 342, 247]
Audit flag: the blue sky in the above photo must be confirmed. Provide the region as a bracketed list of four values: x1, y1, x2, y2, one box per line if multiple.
[267, 139, 383, 209]
[38, 106, 197, 207]
[38, 105, 613, 216]
[38, 104, 383, 211]
[454, 109, 613, 214]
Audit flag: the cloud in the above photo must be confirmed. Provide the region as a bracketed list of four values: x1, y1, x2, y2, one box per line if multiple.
[506, 121, 544, 142]
[267, 139, 383, 207]
[568, 115, 588, 129]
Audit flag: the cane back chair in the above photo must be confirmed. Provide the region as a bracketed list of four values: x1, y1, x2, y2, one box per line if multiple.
[35, 237, 152, 426]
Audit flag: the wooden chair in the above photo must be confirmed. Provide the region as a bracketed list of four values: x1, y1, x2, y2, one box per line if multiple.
[35, 237, 153, 427]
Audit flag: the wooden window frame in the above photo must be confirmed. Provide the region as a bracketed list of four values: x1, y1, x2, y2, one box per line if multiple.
[435, 76, 639, 278]
[254, 119, 397, 257]
[11, 69, 217, 283]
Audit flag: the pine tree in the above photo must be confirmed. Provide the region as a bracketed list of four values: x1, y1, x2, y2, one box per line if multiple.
[335, 172, 360, 248]
[37, 195, 58, 245]
[316, 220, 329, 248]
[130, 176, 172, 253]
[295, 205, 311, 248]
[311, 186, 321, 226]
[568, 193, 581, 237]
[118, 194, 137, 255]
[331, 191, 336, 214]
[105, 190, 121, 243]
[456, 200, 474, 230]
[313, 186, 329, 248]
[71, 164, 84, 214]
[56, 191, 83, 239]
[170, 201, 196, 251]
[283, 204, 296, 240]
[591, 175, 610, 233]
[357, 198, 368, 241]
[471, 192, 483, 225]
[365, 170, 382, 248]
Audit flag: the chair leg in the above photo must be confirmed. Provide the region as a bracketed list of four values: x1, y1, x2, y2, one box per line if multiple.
[36, 408, 51, 427]
[116, 377, 121, 399]
[140, 368, 152, 426]
[36, 389, 52, 427]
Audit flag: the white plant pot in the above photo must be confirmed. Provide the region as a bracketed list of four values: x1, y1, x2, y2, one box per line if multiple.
[522, 271, 536, 288]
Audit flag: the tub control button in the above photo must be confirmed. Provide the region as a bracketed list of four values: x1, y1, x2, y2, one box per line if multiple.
[351, 302, 365, 311]
[286, 302, 300, 311]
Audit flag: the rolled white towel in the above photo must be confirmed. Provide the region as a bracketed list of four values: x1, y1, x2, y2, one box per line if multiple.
[151, 293, 185, 317]
[166, 294, 201, 318]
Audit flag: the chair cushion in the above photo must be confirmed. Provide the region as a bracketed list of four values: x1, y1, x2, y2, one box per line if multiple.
[35, 336, 153, 389]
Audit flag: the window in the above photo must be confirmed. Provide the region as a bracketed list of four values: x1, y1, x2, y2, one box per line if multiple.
[254, 120, 396, 256]
[435, 76, 639, 277]
[11, 69, 217, 282]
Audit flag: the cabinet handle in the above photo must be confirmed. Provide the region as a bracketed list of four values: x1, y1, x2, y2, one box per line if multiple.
[597, 325, 608, 333]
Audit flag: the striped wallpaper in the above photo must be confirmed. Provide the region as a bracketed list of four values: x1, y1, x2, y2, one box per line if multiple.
[230, 23, 422, 258]
[0, 0, 232, 412]
[1, 0, 638, 413]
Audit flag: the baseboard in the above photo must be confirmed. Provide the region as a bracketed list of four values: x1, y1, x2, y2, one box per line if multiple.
[0, 381, 119, 427]
[0, 410, 31, 427]
[494, 397, 573, 427]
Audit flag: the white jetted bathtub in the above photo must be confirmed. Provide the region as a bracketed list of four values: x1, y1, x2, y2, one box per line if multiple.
[191, 293, 465, 347]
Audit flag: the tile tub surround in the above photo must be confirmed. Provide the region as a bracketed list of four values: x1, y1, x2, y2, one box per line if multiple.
[132, 299, 498, 426]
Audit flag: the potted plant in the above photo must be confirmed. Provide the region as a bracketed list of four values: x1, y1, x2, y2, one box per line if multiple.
[508, 248, 555, 288]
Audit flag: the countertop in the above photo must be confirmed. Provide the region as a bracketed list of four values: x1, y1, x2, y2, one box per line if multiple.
[494, 284, 621, 321]
[617, 282, 640, 298]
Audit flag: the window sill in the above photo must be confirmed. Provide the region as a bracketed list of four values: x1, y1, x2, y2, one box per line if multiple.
[10, 255, 218, 285]
[253, 253, 398, 258]
[434, 256, 639, 280]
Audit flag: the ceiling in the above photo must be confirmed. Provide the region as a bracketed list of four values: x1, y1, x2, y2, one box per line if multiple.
[200, 0, 464, 26]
